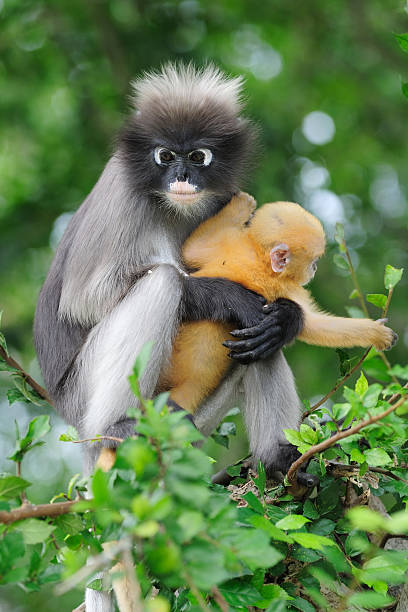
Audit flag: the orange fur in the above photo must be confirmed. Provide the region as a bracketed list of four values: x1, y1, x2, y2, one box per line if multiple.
[161, 193, 395, 413]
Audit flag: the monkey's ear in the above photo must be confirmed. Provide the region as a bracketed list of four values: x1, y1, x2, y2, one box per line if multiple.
[270, 243, 291, 273]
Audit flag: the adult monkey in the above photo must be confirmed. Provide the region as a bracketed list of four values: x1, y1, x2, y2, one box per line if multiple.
[34, 64, 303, 480]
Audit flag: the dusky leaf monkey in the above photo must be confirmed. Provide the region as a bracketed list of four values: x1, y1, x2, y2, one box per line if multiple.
[34, 66, 306, 610]
[161, 194, 396, 414]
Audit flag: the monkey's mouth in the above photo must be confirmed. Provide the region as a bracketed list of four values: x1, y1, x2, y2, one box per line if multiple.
[167, 181, 201, 204]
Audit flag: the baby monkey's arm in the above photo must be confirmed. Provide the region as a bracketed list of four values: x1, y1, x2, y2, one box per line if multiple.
[294, 290, 396, 351]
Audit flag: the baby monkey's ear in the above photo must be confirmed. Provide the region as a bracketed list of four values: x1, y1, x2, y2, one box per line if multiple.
[270, 243, 291, 273]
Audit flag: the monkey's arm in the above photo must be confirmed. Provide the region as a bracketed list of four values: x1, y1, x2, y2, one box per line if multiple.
[183, 192, 256, 268]
[223, 298, 304, 363]
[295, 292, 396, 350]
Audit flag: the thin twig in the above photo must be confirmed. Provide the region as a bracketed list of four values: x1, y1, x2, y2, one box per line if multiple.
[303, 347, 371, 418]
[71, 436, 124, 445]
[184, 571, 211, 612]
[211, 586, 229, 612]
[288, 395, 407, 484]
[0, 500, 77, 524]
[16, 460, 28, 504]
[0, 346, 51, 403]
[327, 462, 408, 485]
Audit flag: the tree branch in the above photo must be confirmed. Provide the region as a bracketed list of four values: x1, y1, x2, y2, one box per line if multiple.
[288, 394, 407, 484]
[0, 500, 78, 524]
[0, 346, 51, 404]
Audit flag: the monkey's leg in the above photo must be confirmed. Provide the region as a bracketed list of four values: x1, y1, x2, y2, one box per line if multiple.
[77, 264, 183, 471]
[165, 321, 233, 414]
[242, 351, 313, 482]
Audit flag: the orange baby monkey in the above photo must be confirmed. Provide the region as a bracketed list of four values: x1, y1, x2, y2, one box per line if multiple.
[160, 193, 396, 414]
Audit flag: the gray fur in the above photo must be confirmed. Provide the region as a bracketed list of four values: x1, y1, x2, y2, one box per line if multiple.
[33, 64, 301, 612]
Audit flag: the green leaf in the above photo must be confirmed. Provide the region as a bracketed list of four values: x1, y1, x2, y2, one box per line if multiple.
[364, 448, 392, 467]
[283, 429, 303, 446]
[222, 529, 284, 569]
[348, 591, 393, 609]
[299, 424, 318, 445]
[394, 32, 408, 53]
[243, 491, 264, 514]
[347, 507, 386, 532]
[26, 415, 51, 443]
[276, 514, 310, 530]
[132, 341, 154, 378]
[333, 253, 350, 272]
[253, 461, 266, 497]
[350, 448, 366, 464]
[402, 81, 408, 99]
[59, 426, 79, 442]
[218, 580, 263, 607]
[389, 364, 408, 380]
[0, 475, 31, 500]
[15, 518, 55, 544]
[291, 533, 335, 550]
[254, 583, 292, 607]
[303, 499, 319, 519]
[334, 222, 345, 244]
[366, 293, 387, 309]
[387, 509, 408, 534]
[362, 383, 382, 408]
[349, 289, 359, 300]
[355, 372, 368, 396]
[250, 515, 294, 543]
[384, 265, 403, 290]
[177, 511, 205, 540]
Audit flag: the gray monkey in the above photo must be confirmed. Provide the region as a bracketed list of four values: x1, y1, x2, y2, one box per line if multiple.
[34, 63, 304, 612]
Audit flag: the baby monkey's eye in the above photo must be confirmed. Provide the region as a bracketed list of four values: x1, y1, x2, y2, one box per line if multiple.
[154, 147, 176, 165]
[311, 259, 318, 272]
[188, 148, 213, 166]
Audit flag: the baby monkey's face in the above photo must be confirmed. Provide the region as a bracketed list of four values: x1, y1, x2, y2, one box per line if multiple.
[270, 242, 323, 286]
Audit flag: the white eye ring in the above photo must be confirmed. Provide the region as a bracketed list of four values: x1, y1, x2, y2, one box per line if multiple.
[154, 147, 175, 166]
[189, 148, 213, 166]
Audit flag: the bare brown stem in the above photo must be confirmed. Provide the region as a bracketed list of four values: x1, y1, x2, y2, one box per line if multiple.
[211, 586, 229, 612]
[0, 346, 51, 403]
[0, 500, 78, 524]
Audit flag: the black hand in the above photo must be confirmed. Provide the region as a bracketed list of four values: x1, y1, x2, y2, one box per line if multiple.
[223, 298, 304, 364]
[181, 276, 266, 328]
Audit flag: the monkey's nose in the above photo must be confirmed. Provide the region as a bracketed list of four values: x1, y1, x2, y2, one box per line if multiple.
[176, 171, 188, 181]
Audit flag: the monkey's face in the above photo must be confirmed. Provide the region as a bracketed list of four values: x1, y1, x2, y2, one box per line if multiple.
[119, 109, 257, 216]
[151, 144, 215, 209]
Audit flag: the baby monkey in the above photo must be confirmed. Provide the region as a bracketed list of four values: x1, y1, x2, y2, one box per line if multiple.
[161, 193, 396, 413]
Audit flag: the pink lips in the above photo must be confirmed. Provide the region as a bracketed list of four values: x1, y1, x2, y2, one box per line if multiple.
[169, 180, 198, 195]
[168, 181, 199, 203]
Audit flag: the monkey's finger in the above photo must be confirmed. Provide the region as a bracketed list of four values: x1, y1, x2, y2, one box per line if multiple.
[228, 337, 281, 363]
[223, 327, 281, 352]
[250, 340, 286, 362]
[230, 316, 279, 338]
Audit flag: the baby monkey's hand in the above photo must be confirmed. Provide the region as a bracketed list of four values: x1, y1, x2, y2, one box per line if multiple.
[227, 192, 257, 225]
[373, 318, 398, 351]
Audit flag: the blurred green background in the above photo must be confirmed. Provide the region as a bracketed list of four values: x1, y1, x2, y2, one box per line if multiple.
[1, 0, 407, 609]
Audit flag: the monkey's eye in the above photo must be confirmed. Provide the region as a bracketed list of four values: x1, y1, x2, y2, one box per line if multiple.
[188, 148, 212, 166]
[154, 147, 176, 166]
[311, 260, 318, 273]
